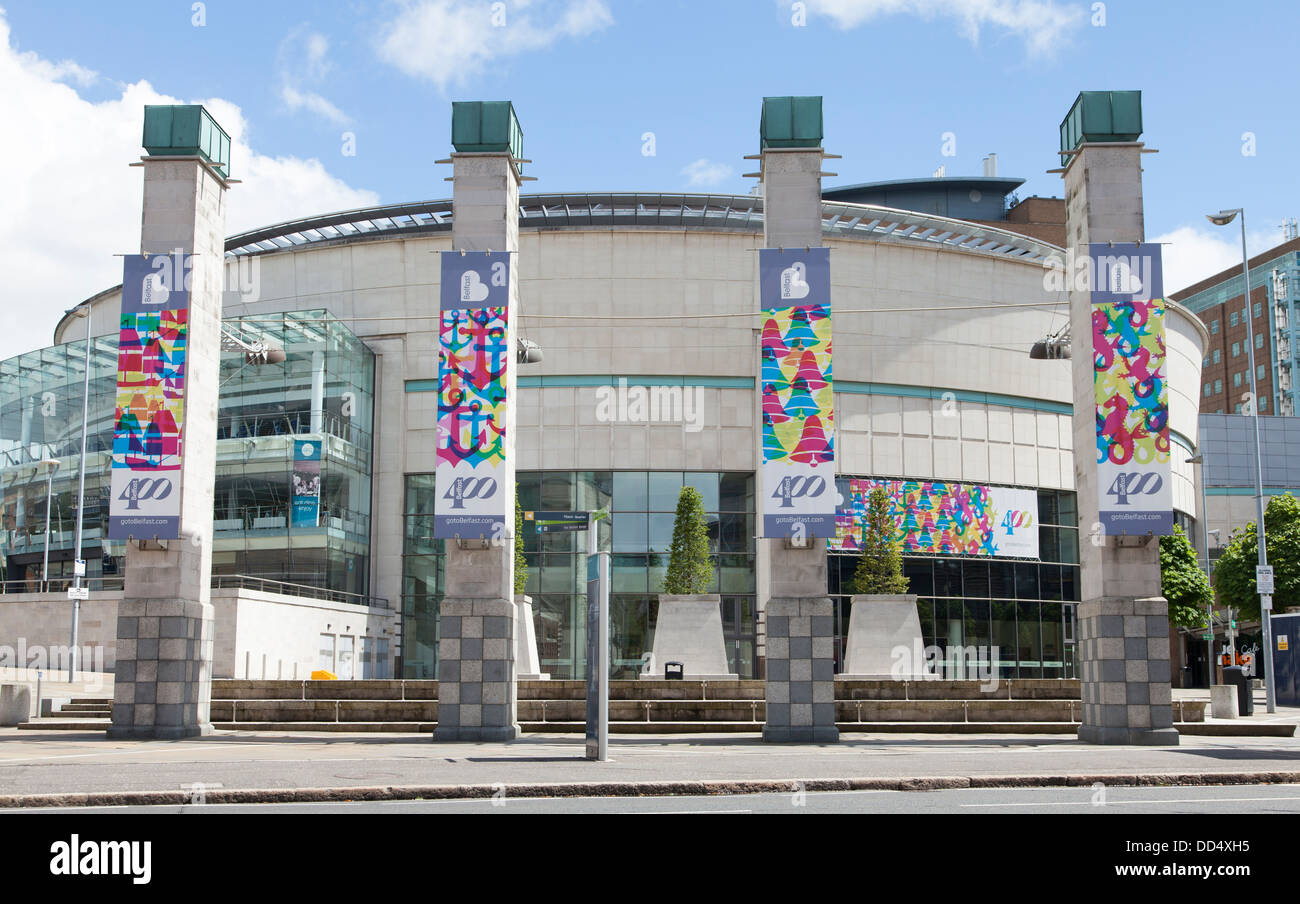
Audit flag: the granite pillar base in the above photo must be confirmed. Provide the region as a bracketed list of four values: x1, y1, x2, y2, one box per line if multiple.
[433, 597, 521, 742]
[1076, 596, 1179, 747]
[108, 597, 214, 740]
[762, 597, 838, 744]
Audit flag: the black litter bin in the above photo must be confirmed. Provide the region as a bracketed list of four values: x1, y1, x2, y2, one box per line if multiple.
[664, 661, 684, 680]
[1223, 666, 1254, 715]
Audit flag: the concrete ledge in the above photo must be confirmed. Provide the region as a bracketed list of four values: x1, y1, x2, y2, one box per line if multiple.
[762, 725, 839, 743]
[434, 724, 522, 742]
[106, 723, 212, 739]
[9, 770, 1300, 809]
[1078, 725, 1180, 746]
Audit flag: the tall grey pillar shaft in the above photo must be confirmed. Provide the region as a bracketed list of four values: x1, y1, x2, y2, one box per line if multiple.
[760, 147, 837, 744]
[434, 151, 521, 741]
[1064, 141, 1177, 745]
[109, 141, 228, 739]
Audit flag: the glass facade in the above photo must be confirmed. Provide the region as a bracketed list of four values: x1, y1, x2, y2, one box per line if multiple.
[829, 487, 1080, 678]
[403, 472, 1079, 681]
[0, 310, 375, 598]
[403, 471, 757, 680]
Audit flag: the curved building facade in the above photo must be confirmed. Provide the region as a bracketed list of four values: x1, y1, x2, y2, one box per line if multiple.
[2, 190, 1207, 680]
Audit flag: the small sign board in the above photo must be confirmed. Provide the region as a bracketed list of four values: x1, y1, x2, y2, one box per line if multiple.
[525, 510, 588, 533]
[73, 559, 86, 577]
[1257, 565, 1275, 594]
[67, 586, 89, 600]
[1278, 635, 1289, 651]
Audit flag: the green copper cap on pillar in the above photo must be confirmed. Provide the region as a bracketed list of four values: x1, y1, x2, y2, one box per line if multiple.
[451, 101, 523, 172]
[143, 105, 231, 178]
[760, 96, 823, 150]
[1059, 90, 1142, 163]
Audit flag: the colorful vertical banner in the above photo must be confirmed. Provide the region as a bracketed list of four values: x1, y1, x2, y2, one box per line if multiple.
[759, 248, 835, 537]
[830, 478, 1039, 558]
[1090, 242, 1173, 535]
[291, 438, 322, 528]
[435, 251, 510, 538]
[108, 253, 191, 540]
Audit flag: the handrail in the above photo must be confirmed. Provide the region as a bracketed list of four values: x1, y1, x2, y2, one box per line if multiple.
[210, 574, 390, 609]
[1, 574, 389, 609]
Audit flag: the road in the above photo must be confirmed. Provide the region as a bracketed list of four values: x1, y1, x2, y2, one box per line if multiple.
[7, 783, 1300, 814]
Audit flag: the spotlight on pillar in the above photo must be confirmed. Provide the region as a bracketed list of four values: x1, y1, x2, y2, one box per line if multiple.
[220, 324, 285, 365]
[1029, 321, 1072, 359]
[517, 337, 542, 364]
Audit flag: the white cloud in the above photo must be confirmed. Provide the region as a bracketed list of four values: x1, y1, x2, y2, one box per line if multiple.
[377, 0, 613, 89]
[681, 158, 734, 188]
[1151, 225, 1278, 296]
[277, 27, 350, 125]
[0, 9, 379, 363]
[803, 0, 1084, 56]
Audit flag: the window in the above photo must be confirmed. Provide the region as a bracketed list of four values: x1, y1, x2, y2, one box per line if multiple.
[1235, 403, 1243, 413]
[1211, 319, 1220, 334]
[337, 636, 355, 680]
[1230, 311, 1239, 327]
[1232, 342, 1240, 357]
[1260, 395, 1269, 411]
[318, 634, 335, 674]
[1255, 301, 1263, 318]
[1256, 333, 1264, 349]
[1204, 383, 1211, 398]
[1203, 355, 1210, 367]
[1213, 349, 1221, 364]
[1214, 379, 1222, 394]
[1233, 372, 1243, 388]
[1258, 364, 1268, 380]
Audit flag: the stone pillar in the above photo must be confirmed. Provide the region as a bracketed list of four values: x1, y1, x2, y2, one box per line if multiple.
[758, 114, 838, 743]
[1062, 106, 1177, 745]
[109, 108, 230, 739]
[434, 123, 522, 741]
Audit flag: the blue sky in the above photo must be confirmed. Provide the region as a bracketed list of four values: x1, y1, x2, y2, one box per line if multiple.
[1, 0, 1297, 359]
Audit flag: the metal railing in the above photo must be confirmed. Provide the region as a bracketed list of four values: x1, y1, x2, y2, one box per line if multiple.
[1, 573, 388, 609]
[211, 574, 390, 609]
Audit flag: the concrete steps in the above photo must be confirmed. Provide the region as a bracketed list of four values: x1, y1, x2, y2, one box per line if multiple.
[19, 680, 1276, 736]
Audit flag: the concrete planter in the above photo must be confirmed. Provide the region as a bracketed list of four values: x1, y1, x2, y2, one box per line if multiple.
[839, 594, 931, 680]
[514, 594, 549, 680]
[644, 594, 737, 680]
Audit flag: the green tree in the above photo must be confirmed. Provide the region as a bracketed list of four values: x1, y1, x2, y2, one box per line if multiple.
[1213, 492, 1300, 621]
[1159, 525, 1211, 629]
[514, 493, 528, 595]
[851, 487, 910, 595]
[662, 486, 715, 594]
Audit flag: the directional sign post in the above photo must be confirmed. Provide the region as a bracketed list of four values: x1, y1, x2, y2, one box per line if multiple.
[525, 511, 588, 533]
[581, 508, 611, 761]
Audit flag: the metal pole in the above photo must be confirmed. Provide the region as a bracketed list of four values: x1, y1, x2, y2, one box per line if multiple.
[586, 513, 609, 762]
[1238, 212, 1276, 713]
[42, 465, 54, 593]
[1197, 456, 1213, 688]
[69, 309, 92, 683]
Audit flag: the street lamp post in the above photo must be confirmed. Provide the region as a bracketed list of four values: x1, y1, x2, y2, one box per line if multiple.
[67, 305, 93, 683]
[1186, 451, 1217, 689]
[39, 458, 60, 592]
[1206, 208, 1275, 713]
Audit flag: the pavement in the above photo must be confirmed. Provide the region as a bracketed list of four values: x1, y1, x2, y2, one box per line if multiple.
[5, 725, 1300, 808]
[3, 676, 1298, 809]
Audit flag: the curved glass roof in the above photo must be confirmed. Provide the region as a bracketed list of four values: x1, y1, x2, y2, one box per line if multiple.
[223, 192, 1062, 262]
